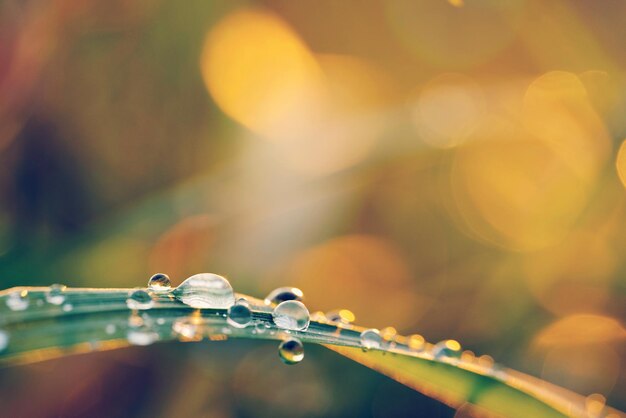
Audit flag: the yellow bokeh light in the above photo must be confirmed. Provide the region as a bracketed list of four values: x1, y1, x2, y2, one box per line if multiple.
[449, 71, 610, 251]
[201, 8, 324, 141]
[284, 234, 423, 328]
[411, 73, 485, 149]
[533, 314, 626, 347]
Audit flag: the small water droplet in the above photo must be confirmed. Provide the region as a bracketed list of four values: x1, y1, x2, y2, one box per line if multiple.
[360, 329, 382, 350]
[227, 302, 252, 328]
[148, 273, 172, 292]
[105, 324, 117, 335]
[156, 318, 166, 325]
[126, 289, 154, 310]
[264, 287, 304, 305]
[278, 338, 304, 365]
[62, 303, 73, 312]
[45, 284, 67, 305]
[325, 309, 355, 325]
[254, 322, 266, 334]
[586, 393, 606, 417]
[408, 334, 425, 351]
[0, 330, 9, 352]
[6, 290, 29, 311]
[272, 300, 310, 331]
[310, 311, 327, 323]
[174, 273, 235, 309]
[127, 328, 158, 346]
[477, 354, 495, 369]
[380, 326, 397, 342]
[432, 339, 462, 360]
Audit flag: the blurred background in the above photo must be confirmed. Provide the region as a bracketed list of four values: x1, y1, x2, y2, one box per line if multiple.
[1, 0, 625, 416]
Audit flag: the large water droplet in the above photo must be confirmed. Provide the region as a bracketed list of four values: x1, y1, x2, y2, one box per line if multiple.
[278, 338, 304, 365]
[0, 330, 9, 352]
[227, 302, 252, 328]
[272, 300, 310, 331]
[432, 339, 462, 360]
[264, 287, 304, 305]
[46, 284, 67, 305]
[360, 329, 382, 350]
[126, 289, 154, 310]
[6, 290, 29, 311]
[174, 273, 235, 309]
[148, 273, 172, 292]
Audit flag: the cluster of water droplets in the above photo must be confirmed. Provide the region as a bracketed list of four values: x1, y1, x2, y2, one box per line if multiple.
[0, 272, 492, 372]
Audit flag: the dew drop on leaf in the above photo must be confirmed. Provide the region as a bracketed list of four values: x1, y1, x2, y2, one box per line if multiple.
[45, 284, 67, 305]
[360, 328, 382, 350]
[432, 339, 462, 360]
[148, 273, 171, 293]
[174, 273, 235, 309]
[272, 300, 310, 331]
[126, 289, 154, 310]
[278, 338, 304, 365]
[408, 334, 425, 351]
[264, 287, 304, 305]
[227, 302, 252, 328]
[6, 291, 29, 311]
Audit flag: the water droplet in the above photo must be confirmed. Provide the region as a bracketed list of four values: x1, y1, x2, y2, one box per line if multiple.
[105, 324, 117, 335]
[408, 334, 425, 351]
[6, 290, 29, 311]
[272, 300, 310, 331]
[174, 273, 235, 309]
[254, 322, 266, 334]
[148, 273, 172, 292]
[62, 303, 73, 312]
[380, 326, 397, 342]
[432, 339, 462, 360]
[325, 309, 355, 325]
[126, 289, 154, 310]
[0, 330, 9, 352]
[264, 287, 304, 305]
[477, 354, 495, 369]
[586, 393, 606, 417]
[278, 338, 304, 365]
[227, 302, 252, 328]
[360, 329, 382, 350]
[46, 284, 67, 305]
[310, 311, 327, 323]
[156, 318, 166, 325]
[127, 328, 158, 346]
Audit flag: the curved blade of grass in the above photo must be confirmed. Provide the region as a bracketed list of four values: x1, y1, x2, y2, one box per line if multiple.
[0, 286, 622, 418]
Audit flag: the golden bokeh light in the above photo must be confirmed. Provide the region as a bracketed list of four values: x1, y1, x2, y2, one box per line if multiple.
[284, 234, 423, 329]
[201, 8, 324, 141]
[523, 230, 616, 315]
[411, 73, 485, 148]
[449, 71, 611, 251]
[540, 345, 620, 396]
[533, 314, 626, 347]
